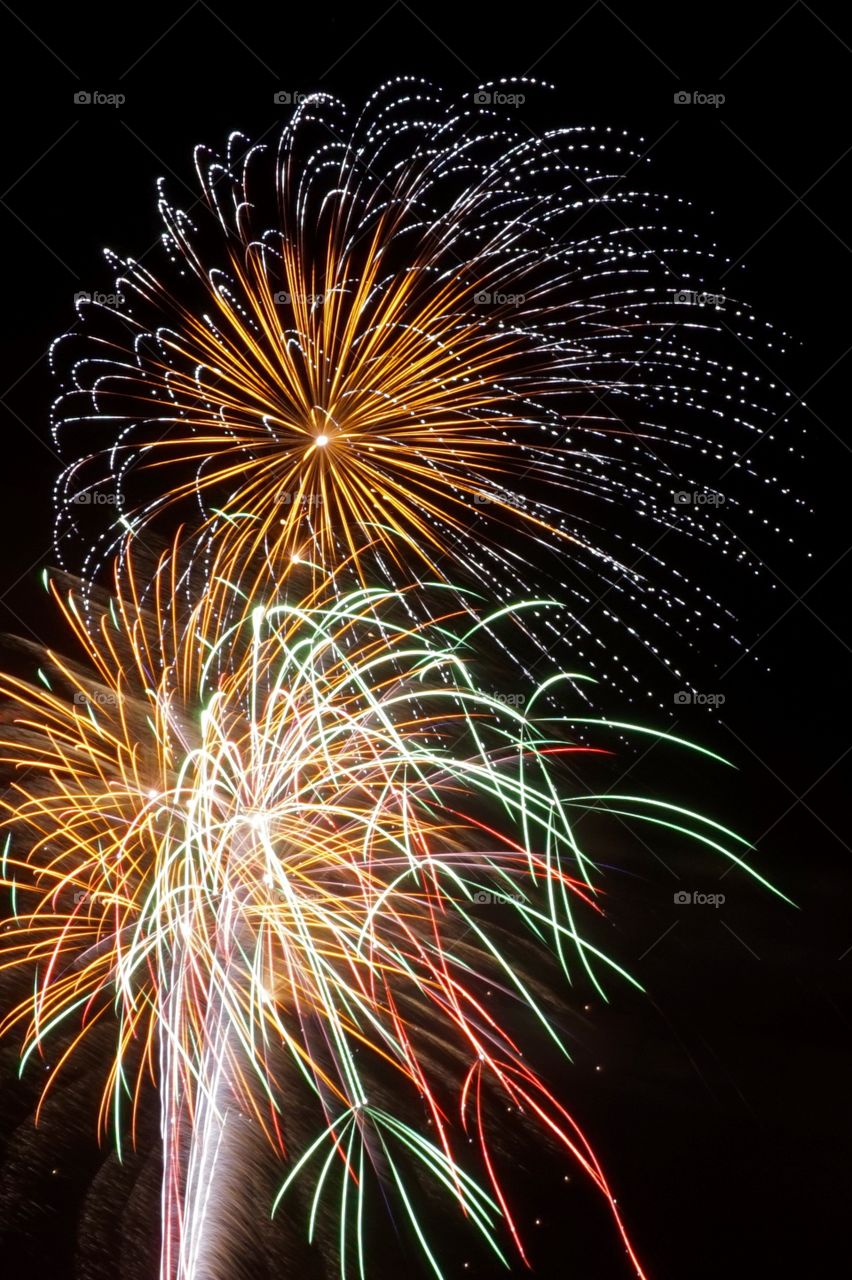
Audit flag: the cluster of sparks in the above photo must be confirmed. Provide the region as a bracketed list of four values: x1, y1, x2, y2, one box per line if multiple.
[52, 78, 801, 698]
[0, 81, 789, 1279]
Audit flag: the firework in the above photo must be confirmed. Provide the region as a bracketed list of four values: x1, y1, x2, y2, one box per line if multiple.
[0, 559, 782, 1278]
[51, 80, 802, 699]
[0, 76, 801, 1280]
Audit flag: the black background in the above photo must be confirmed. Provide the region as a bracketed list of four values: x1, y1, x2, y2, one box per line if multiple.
[0, 3, 849, 1277]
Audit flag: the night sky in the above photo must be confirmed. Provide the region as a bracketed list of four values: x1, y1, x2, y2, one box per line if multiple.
[0, 3, 849, 1277]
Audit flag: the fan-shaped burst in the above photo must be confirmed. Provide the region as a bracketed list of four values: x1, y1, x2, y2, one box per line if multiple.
[0, 557, 779, 1277]
[52, 79, 801, 701]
